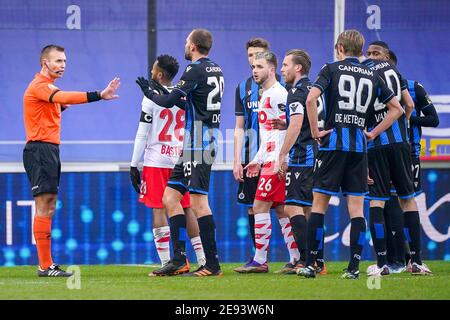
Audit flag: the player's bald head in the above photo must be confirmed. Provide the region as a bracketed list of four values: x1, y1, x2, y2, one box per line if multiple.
[189, 29, 213, 55]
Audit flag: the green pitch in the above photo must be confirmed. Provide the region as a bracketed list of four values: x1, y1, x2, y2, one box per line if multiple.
[1, 261, 449, 300]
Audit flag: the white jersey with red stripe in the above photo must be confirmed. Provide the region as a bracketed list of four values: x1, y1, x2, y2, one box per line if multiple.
[252, 81, 288, 165]
[131, 86, 185, 169]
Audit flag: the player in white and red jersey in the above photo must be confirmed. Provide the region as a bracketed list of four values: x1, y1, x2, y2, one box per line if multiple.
[235, 51, 299, 273]
[130, 55, 205, 275]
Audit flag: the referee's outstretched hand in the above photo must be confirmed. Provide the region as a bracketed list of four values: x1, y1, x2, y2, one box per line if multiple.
[130, 166, 141, 193]
[136, 76, 153, 99]
[100, 77, 120, 100]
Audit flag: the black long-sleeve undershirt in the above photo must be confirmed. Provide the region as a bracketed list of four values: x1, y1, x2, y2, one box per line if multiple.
[410, 104, 439, 128]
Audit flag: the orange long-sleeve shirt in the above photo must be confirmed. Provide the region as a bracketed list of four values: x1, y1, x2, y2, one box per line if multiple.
[23, 73, 92, 144]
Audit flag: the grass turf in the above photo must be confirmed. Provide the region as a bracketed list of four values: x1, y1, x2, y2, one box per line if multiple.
[0, 261, 449, 300]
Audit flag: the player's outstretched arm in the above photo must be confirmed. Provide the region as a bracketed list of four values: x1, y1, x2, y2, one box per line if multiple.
[136, 76, 185, 109]
[46, 77, 120, 105]
[100, 77, 120, 100]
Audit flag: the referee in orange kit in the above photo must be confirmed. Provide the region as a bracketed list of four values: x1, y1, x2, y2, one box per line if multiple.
[23, 45, 120, 277]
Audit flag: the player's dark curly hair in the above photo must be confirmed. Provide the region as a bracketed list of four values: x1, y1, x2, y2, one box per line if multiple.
[156, 54, 179, 81]
[369, 40, 389, 50]
[388, 50, 398, 66]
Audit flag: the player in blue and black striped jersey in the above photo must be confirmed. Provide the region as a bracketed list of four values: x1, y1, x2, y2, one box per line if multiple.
[371, 49, 438, 275]
[277, 49, 327, 274]
[297, 30, 404, 280]
[136, 29, 224, 277]
[406, 78, 439, 193]
[362, 41, 432, 276]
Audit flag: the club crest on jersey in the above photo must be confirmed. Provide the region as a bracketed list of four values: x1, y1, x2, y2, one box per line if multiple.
[238, 192, 245, 200]
[289, 102, 301, 113]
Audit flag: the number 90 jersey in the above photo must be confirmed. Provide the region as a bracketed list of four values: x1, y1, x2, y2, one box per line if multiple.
[313, 57, 394, 153]
[174, 57, 224, 151]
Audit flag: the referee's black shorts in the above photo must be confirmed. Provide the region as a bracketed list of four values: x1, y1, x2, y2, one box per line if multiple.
[23, 141, 61, 197]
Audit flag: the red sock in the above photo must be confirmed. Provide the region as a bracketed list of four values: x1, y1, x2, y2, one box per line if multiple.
[33, 216, 53, 269]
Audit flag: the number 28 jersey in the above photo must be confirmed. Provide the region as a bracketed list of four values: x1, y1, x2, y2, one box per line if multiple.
[313, 57, 394, 153]
[135, 88, 185, 169]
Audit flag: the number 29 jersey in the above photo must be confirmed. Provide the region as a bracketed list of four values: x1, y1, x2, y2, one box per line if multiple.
[313, 57, 394, 153]
[174, 57, 224, 152]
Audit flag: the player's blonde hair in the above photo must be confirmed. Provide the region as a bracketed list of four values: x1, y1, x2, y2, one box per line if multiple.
[335, 29, 365, 57]
[254, 51, 277, 69]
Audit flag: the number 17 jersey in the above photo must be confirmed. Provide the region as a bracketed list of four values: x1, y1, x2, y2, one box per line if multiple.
[313, 57, 394, 153]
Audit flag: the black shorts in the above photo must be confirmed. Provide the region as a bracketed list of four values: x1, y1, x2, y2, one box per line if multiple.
[236, 167, 259, 206]
[23, 141, 61, 197]
[313, 150, 368, 196]
[285, 166, 313, 207]
[167, 149, 215, 195]
[411, 156, 422, 195]
[367, 143, 415, 200]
